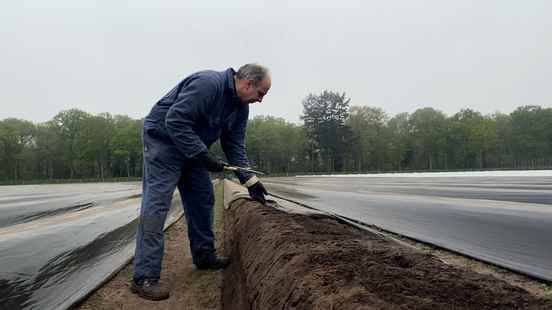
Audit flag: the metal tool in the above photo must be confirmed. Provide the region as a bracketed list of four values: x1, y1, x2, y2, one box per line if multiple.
[223, 164, 266, 175]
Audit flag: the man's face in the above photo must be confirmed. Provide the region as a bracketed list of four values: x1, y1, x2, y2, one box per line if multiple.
[241, 77, 271, 104]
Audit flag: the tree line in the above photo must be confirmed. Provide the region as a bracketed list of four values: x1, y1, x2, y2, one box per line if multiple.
[251, 91, 552, 174]
[1, 92, 551, 183]
[0, 110, 142, 183]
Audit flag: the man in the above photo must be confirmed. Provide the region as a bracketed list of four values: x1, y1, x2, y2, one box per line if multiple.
[131, 63, 270, 300]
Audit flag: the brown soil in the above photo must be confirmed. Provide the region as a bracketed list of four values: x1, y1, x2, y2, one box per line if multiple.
[390, 234, 552, 300]
[222, 198, 552, 310]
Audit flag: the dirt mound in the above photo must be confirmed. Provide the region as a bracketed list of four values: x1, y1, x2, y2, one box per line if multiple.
[223, 199, 552, 310]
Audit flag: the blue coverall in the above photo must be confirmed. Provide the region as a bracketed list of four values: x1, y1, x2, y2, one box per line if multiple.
[133, 68, 253, 283]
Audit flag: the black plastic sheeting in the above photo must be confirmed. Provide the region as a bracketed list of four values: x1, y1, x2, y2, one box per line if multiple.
[263, 175, 552, 283]
[0, 183, 182, 310]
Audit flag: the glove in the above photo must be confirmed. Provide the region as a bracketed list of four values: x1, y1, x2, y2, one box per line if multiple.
[247, 179, 268, 205]
[195, 151, 225, 172]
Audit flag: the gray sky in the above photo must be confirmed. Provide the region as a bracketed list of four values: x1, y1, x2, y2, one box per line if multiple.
[1, 0, 551, 123]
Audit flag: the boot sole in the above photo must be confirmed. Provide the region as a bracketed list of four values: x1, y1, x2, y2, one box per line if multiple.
[130, 284, 170, 301]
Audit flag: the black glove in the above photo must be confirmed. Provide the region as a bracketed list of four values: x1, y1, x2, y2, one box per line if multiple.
[195, 151, 225, 172]
[248, 180, 268, 205]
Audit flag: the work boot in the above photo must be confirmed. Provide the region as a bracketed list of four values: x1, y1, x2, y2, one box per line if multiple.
[196, 256, 231, 270]
[130, 279, 170, 301]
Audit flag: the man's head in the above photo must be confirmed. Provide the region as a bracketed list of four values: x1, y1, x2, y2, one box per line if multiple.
[234, 63, 271, 104]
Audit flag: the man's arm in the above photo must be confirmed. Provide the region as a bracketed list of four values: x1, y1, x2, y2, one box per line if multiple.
[165, 77, 216, 159]
[220, 106, 255, 184]
[221, 110, 267, 204]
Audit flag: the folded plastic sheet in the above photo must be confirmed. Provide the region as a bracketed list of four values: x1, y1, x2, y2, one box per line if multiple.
[0, 183, 182, 310]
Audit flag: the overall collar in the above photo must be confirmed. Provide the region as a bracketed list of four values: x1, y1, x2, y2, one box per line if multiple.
[226, 68, 241, 104]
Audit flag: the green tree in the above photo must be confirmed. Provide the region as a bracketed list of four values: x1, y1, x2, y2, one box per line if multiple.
[301, 90, 352, 172]
[0, 118, 35, 181]
[386, 112, 410, 171]
[83, 113, 115, 179]
[51, 109, 92, 178]
[447, 109, 497, 169]
[509, 105, 552, 168]
[346, 106, 388, 171]
[245, 116, 305, 174]
[33, 122, 61, 179]
[112, 116, 142, 177]
[409, 107, 447, 170]
[494, 113, 513, 168]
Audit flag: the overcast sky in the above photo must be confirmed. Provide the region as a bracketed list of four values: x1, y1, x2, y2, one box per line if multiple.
[1, 0, 551, 123]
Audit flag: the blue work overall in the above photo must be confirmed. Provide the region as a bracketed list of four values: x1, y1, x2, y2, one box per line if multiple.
[133, 68, 252, 283]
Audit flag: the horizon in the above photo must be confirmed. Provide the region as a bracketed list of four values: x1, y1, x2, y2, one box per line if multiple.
[0, 102, 545, 125]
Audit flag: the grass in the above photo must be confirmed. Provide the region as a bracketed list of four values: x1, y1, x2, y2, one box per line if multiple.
[542, 284, 552, 300]
[214, 179, 224, 233]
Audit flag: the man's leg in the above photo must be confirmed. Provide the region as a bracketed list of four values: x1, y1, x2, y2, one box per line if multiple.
[133, 134, 181, 291]
[178, 166, 229, 269]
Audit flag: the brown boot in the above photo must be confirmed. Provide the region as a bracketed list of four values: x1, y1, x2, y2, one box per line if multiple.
[130, 279, 169, 301]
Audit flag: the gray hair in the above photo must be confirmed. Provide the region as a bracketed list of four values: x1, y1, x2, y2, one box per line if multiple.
[236, 63, 269, 86]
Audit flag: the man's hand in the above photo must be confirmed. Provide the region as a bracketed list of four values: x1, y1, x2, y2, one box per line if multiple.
[195, 151, 225, 172]
[246, 178, 268, 204]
